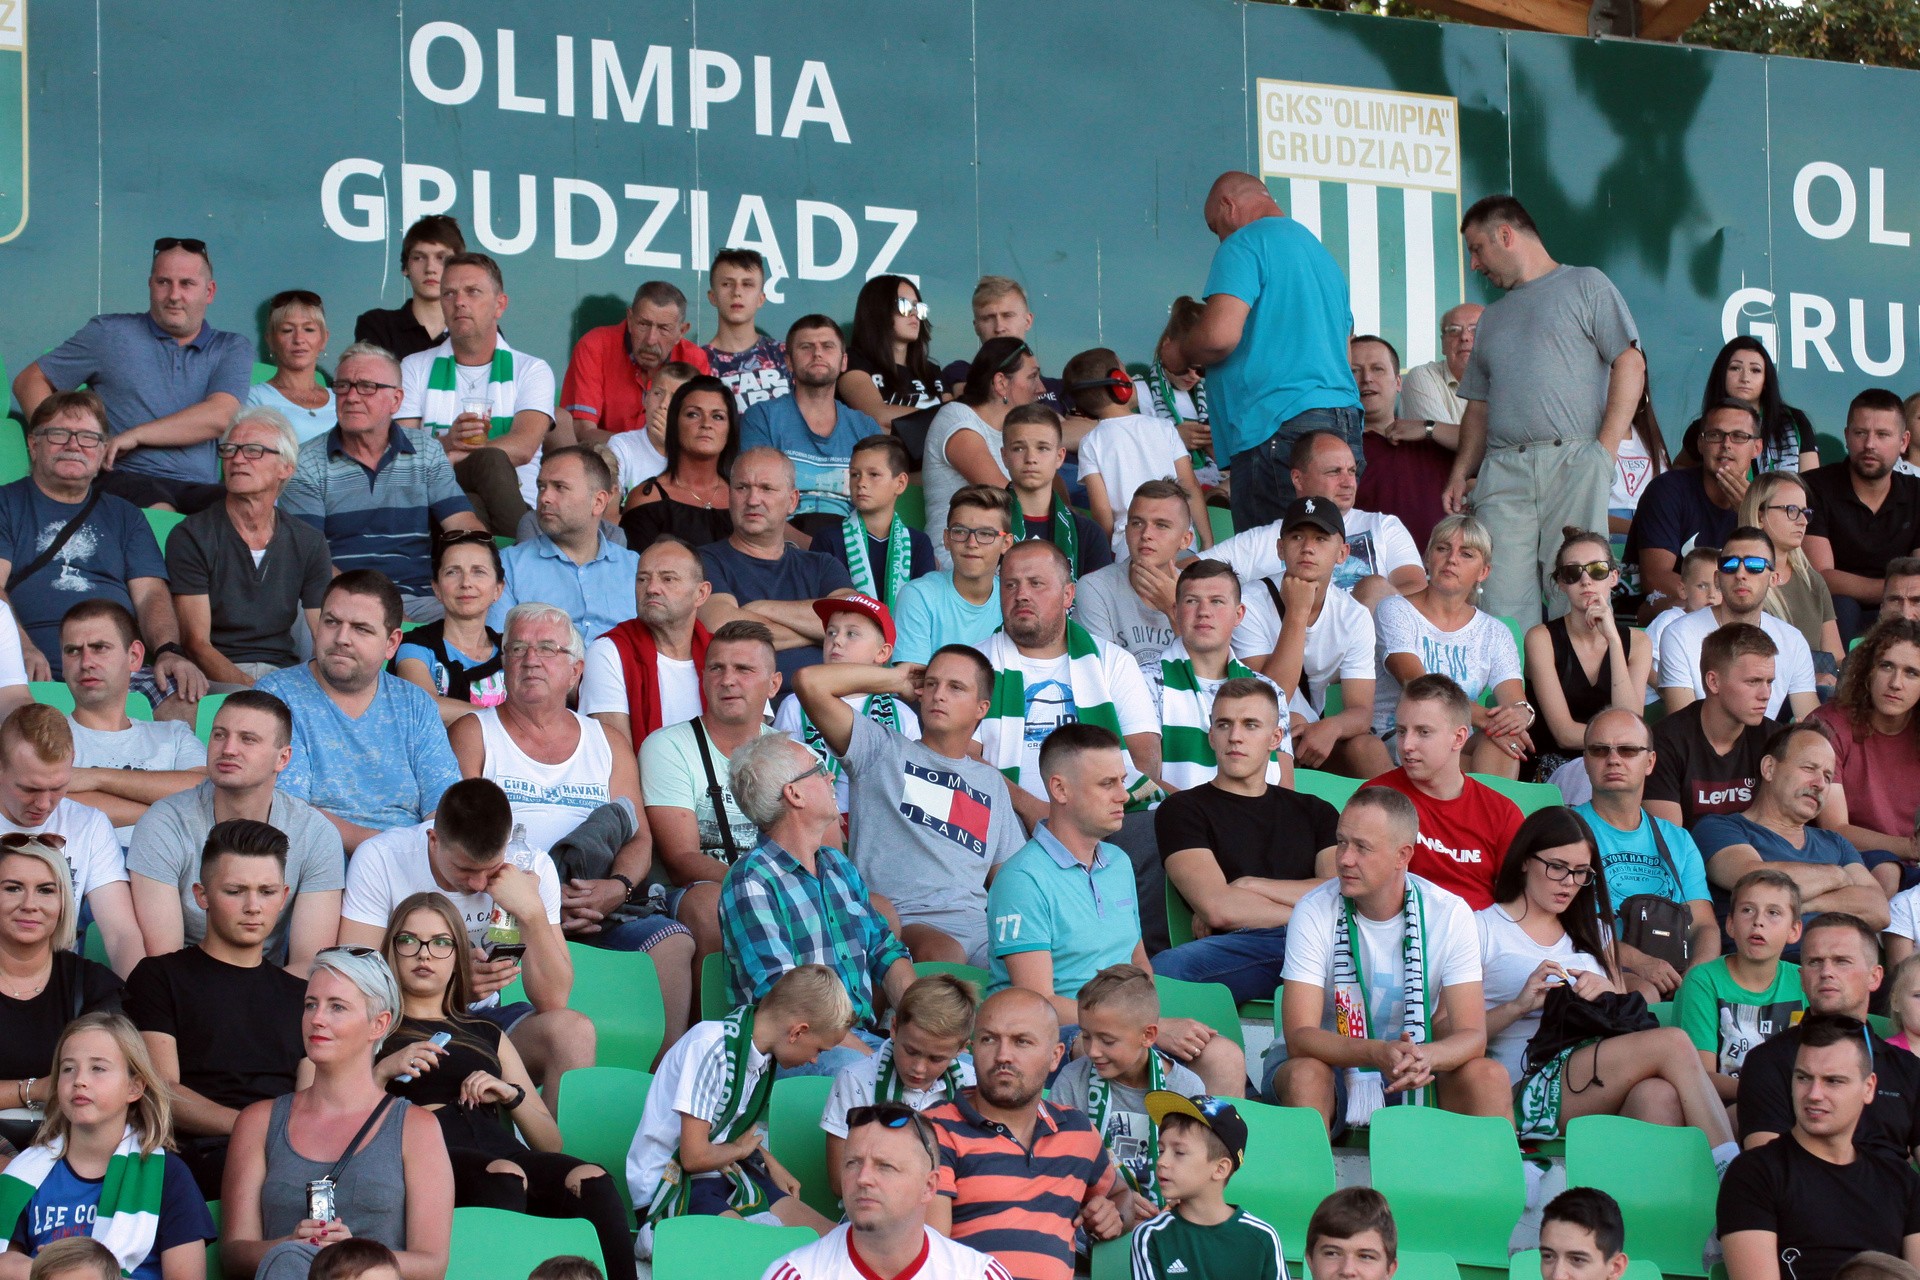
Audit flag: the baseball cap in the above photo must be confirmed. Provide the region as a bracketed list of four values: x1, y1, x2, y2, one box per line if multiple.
[1281, 495, 1344, 539]
[1144, 1091, 1249, 1170]
[812, 592, 896, 647]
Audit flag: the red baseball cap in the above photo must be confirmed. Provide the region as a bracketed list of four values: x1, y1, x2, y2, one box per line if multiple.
[812, 592, 896, 647]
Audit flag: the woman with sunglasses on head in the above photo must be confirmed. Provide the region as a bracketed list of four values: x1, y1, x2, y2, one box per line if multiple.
[1479, 807, 1739, 1155]
[619, 375, 737, 555]
[1691, 337, 1818, 474]
[248, 290, 337, 444]
[1813, 617, 1920, 899]
[1740, 472, 1845, 693]
[1523, 528, 1650, 781]
[394, 533, 507, 727]
[221, 946, 453, 1280]
[838, 276, 946, 429]
[0, 835, 122, 1150]
[922, 337, 1047, 568]
[374, 893, 634, 1280]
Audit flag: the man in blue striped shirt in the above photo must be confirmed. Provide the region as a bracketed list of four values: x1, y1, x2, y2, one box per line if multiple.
[280, 342, 486, 621]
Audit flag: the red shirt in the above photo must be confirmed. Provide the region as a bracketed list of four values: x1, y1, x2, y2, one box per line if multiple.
[1357, 429, 1453, 552]
[1365, 767, 1524, 910]
[558, 323, 710, 433]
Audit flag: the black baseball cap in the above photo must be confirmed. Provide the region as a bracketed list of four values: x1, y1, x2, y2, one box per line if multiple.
[1281, 495, 1344, 539]
[1145, 1091, 1249, 1170]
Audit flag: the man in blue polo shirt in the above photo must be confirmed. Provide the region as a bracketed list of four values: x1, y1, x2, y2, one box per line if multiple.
[739, 315, 879, 539]
[489, 445, 637, 643]
[13, 239, 253, 513]
[281, 343, 486, 621]
[986, 721, 1245, 1094]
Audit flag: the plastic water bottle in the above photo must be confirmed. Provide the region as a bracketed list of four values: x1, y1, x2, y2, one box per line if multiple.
[483, 823, 539, 948]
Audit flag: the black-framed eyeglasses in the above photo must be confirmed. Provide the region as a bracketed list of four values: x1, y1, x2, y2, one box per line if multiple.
[945, 525, 1007, 546]
[846, 1102, 939, 1167]
[893, 297, 929, 321]
[1699, 429, 1758, 446]
[1719, 555, 1773, 575]
[269, 289, 324, 310]
[33, 426, 105, 449]
[1530, 854, 1596, 887]
[335, 379, 400, 398]
[1552, 560, 1614, 585]
[1583, 742, 1650, 760]
[392, 932, 458, 958]
[1762, 502, 1814, 522]
[152, 236, 208, 256]
[217, 442, 277, 461]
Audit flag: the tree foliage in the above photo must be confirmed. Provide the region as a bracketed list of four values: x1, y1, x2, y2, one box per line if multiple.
[1685, 0, 1920, 69]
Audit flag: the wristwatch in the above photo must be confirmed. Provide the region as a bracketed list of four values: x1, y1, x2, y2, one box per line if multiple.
[1423, 419, 1435, 439]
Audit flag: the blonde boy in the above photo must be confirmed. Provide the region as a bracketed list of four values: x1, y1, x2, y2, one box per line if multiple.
[609, 359, 699, 497]
[772, 594, 920, 814]
[821, 974, 979, 1195]
[1674, 867, 1805, 1101]
[1645, 544, 1723, 652]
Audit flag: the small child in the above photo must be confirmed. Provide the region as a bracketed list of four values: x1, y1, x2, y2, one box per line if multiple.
[772, 594, 920, 815]
[610, 359, 699, 498]
[702, 248, 792, 413]
[527, 1257, 606, 1280]
[1049, 966, 1204, 1217]
[1887, 955, 1920, 1054]
[1645, 544, 1723, 656]
[310, 1238, 403, 1280]
[820, 974, 978, 1196]
[626, 964, 853, 1255]
[1001, 405, 1112, 581]
[1132, 298, 1220, 495]
[1304, 1188, 1398, 1280]
[1674, 867, 1805, 1101]
[808, 435, 936, 612]
[26, 1238, 119, 1280]
[1130, 1092, 1281, 1280]
[1064, 347, 1212, 558]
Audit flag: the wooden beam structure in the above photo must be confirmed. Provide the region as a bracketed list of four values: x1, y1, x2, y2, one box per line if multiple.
[1405, 0, 1714, 37]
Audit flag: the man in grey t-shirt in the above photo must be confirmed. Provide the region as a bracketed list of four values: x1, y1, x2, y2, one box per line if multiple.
[1442, 195, 1645, 625]
[793, 645, 1024, 967]
[1073, 481, 1195, 676]
[126, 689, 345, 973]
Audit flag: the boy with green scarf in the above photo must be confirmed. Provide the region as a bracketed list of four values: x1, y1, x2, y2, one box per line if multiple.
[1002, 406, 1112, 581]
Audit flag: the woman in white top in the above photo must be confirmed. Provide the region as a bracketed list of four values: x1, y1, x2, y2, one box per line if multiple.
[247, 289, 337, 443]
[1480, 807, 1736, 1149]
[922, 336, 1046, 568]
[1372, 513, 1529, 776]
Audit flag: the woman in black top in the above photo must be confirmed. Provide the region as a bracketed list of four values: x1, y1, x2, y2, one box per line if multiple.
[0, 836, 123, 1147]
[1693, 337, 1819, 473]
[377, 893, 635, 1280]
[393, 531, 506, 726]
[1523, 527, 1649, 779]
[620, 375, 736, 555]
[838, 274, 945, 427]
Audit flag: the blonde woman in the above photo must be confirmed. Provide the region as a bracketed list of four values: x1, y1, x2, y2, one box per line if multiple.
[0, 1012, 213, 1279]
[247, 290, 335, 444]
[1740, 471, 1844, 691]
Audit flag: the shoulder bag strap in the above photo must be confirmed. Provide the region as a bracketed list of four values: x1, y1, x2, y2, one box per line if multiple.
[8, 486, 103, 591]
[690, 718, 741, 863]
[323, 1094, 398, 1186]
[1645, 813, 1685, 902]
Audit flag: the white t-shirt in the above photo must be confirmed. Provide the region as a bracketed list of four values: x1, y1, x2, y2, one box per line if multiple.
[67, 717, 204, 846]
[760, 1224, 1010, 1280]
[818, 1041, 976, 1138]
[579, 635, 702, 728]
[0, 799, 125, 907]
[1372, 595, 1522, 737]
[1655, 607, 1817, 719]
[975, 640, 1159, 800]
[1232, 579, 1376, 716]
[607, 430, 668, 497]
[627, 1017, 773, 1212]
[1282, 874, 1481, 1036]
[773, 693, 921, 813]
[398, 337, 557, 506]
[1075, 413, 1189, 556]
[1072, 560, 1175, 673]
[0, 600, 28, 691]
[1891, 886, 1920, 942]
[1202, 508, 1420, 597]
[1610, 431, 1656, 516]
[1474, 904, 1608, 1083]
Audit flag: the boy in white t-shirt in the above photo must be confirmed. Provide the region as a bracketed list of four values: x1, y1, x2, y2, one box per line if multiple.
[608, 359, 698, 497]
[820, 973, 977, 1197]
[772, 594, 920, 814]
[1065, 347, 1212, 558]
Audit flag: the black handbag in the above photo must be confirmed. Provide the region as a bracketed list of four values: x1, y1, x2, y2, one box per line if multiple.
[1615, 818, 1692, 971]
[1524, 985, 1658, 1076]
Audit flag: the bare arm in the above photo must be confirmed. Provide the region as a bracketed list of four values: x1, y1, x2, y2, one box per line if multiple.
[1596, 346, 1646, 452]
[645, 805, 732, 886]
[68, 765, 206, 806]
[395, 1105, 456, 1280]
[1706, 843, 1852, 896]
[395, 657, 484, 727]
[1806, 535, 1885, 605]
[107, 392, 242, 454]
[11, 361, 53, 421]
[698, 594, 815, 649]
[1442, 401, 1490, 513]
[88, 881, 145, 978]
[1166, 848, 1293, 933]
[1001, 950, 1082, 1025]
[284, 890, 342, 975]
[836, 370, 920, 428]
[943, 428, 1010, 488]
[1124, 731, 1163, 789]
[1721, 1232, 1782, 1280]
[318, 809, 383, 855]
[1180, 295, 1250, 368]
[218, 1102, 293, 1276]
[495, 1033, 561, 1152]
[130, 872, 186, 958]
[589, 710, 634, 750]
[793, 662, 917, 758]
[1646, 799, 1685, 828]
[488, 410, 552, 468]
[1083, 473, 1115, 539]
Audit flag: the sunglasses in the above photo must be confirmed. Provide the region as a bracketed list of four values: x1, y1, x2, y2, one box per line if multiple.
[1530, 855, 1596, 887]
[269, 289, 324, 310]
[991, 342, 1034, 374]
[1553, 560, 1614, 585]
[153, 237, 208, 256]
[846, 1102, 939, 1166]
[1719, 555, 1773, 575]
[0, 832, 66, 851]
[437, 530, 497, 548]
[894, 297, 929, 321]
[1583, 742, 1651, 760]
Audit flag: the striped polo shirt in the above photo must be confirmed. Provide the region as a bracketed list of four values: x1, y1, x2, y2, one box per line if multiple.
[281, 423, 474, 595]
[926, 1090, 1119, 1280]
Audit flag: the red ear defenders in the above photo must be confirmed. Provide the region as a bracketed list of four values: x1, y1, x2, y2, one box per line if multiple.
[1066, 369, 1134, 404]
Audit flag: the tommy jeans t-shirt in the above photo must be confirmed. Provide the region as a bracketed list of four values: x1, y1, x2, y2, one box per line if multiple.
[1364, 768, 1524, 910]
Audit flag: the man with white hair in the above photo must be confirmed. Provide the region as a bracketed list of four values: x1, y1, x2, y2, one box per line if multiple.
[719, 729, 916, 1076]
[170, 406, 333, 685]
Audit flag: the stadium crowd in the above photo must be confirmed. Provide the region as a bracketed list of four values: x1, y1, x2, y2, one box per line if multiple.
[4, 168, 1920, 1280]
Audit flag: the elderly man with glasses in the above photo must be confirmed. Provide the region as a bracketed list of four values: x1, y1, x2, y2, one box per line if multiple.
[168, 406, 333, 686]
[281, 341, 487, 622]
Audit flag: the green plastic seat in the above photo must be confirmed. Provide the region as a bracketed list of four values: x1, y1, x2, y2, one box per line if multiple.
[205, 1200, 222, 1280]
[1648, 1000, 1674, 1028]
[652, 1216, 819, 1280]
[1090, 1237, 1129, 1280]
[1154, 973, 1244, 1050]
[0, 420, 26, 485]
[1165, 879, 1197, 949]
[1209, 505, 1235, 544]
[83, 921, 109, 966]
[1871, 1012, 1892, 1038]
[557, 1066, 651, 1219]
[29, 681, 152, 721]
[1511, 1251, 1661, 1280]
[700, 950, 731, 1021]
[1566, 1115, 1716, 1276]
[769, 1075, 839, 1218]
[912, 960, 989, 991]
[1322, 682, 1344, 717]
[1468, 772, 1564, 815]
[250, 361, 277, 385]
[899, 482, 927, 531]
[1399, 1252, 1465, 1280]
[447, 1206, 602, 1280]
[194, 692, 228, 744]
[566, 944, 667, 1072]
[144, 507, 186, 552]
[1370, 1107, 1524, 1270]
[1292, 767, 1363, 810]
[1233, 1099, 1336, 1262]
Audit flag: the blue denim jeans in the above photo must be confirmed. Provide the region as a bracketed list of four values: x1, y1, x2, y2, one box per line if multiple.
[780, 1025, 887, 1079]
[1228, 404, 1364, 533]
[1151, 927, 1289, 1006]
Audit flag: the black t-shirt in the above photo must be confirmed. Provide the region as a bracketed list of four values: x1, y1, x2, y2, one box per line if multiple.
[1804, 463, 1920, 581]
[353, 305, 443, 362]
[1021, 514, 1114, 578]
[125, 946, 306, 1110]
[807, 521, 937, 601]
[845, 353, 945, 409]
[1155, 783, 1339, 886]
[1647, 702, 1781, 828]
[1718, 1131, 1920, 1280]
[1737, 1026, 1920, 1161]
[0, 952, 122, 1079]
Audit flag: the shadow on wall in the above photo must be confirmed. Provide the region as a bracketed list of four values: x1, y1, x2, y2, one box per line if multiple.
[571, 294, 628, 352]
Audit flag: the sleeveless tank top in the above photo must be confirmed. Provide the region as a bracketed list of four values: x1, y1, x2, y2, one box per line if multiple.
[1532, 616, 1609, 750]
[261, 1093, 410, 1250]
[476, 706, 613, 851]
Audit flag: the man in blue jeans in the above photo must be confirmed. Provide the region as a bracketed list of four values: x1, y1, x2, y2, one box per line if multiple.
[1173, 171, 1362, 532]
[1152, 679, 1338, 1005]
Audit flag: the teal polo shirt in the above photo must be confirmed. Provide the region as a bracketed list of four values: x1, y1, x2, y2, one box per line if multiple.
[987, 822, 1140, 998]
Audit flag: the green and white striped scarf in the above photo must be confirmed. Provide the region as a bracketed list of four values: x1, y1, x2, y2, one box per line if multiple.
[420, 345, 515, 438]
[1157, 641, 1284, 792]
[843, 510, 913, 612]
[1012, 486, 1080, 578]
[875, 1039, 967, 1106]
[645, 1007, 777, 1226]
[979, 622, 1159, 810]
[0, 1127, 167, 1276]
[1087, 1050, 1167, 1203]
[1333, 880, 1434, 1128]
